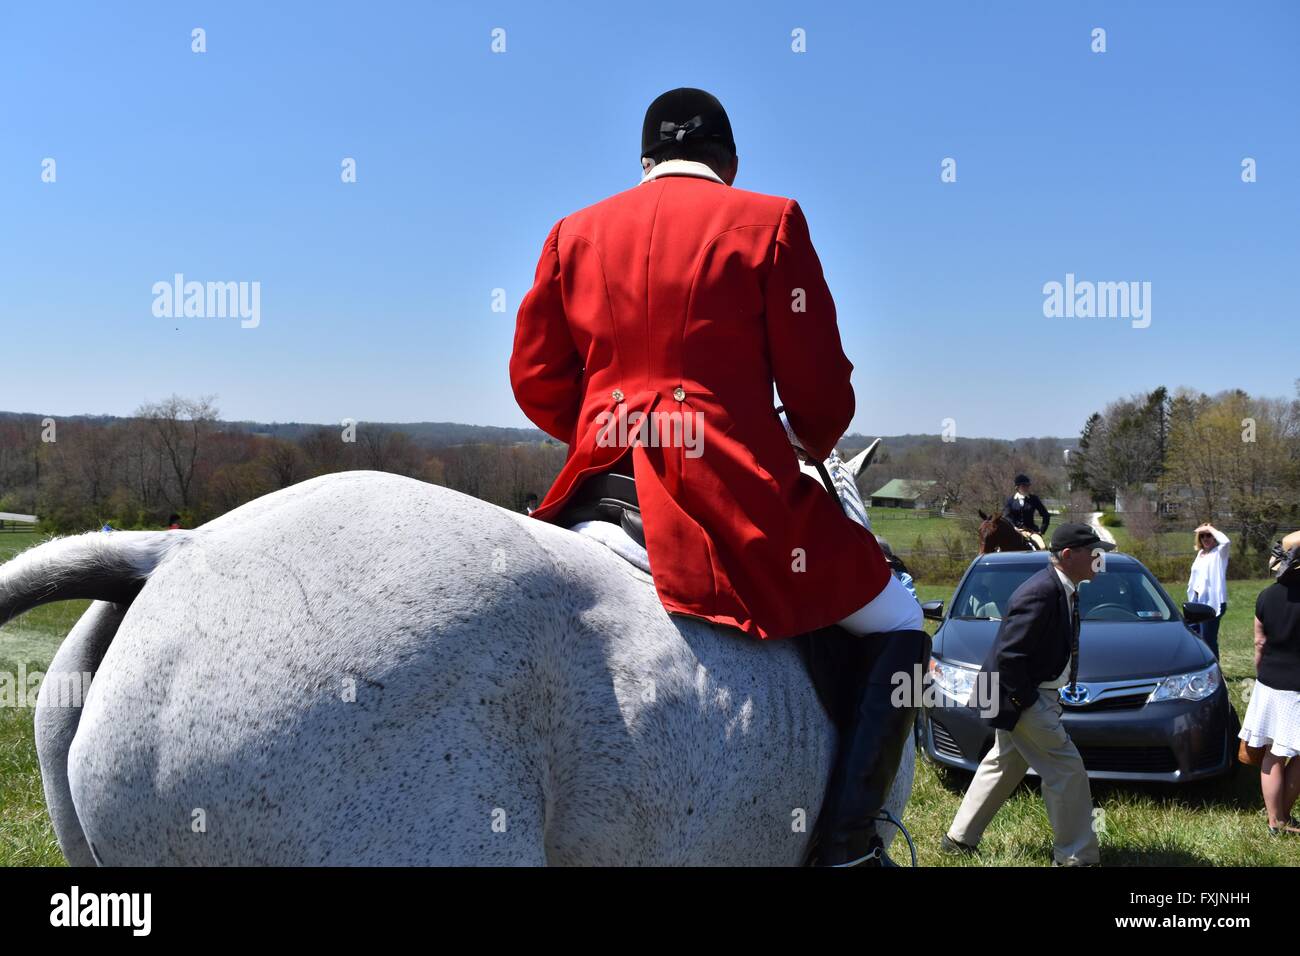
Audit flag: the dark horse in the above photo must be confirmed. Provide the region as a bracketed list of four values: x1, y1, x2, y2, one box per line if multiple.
[977, 510, 1038, 554]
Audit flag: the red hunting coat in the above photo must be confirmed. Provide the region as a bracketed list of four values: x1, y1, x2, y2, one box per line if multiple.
[509, 161, 891, 639]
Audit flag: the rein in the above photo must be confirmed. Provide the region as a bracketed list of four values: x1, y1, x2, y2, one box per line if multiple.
[775, 405, 850, 520]
[813, 458, 850, 519]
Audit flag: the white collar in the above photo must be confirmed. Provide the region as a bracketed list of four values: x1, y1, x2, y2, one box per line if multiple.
[639, 159, 726, 186]
[1053, 565, 1077, 596]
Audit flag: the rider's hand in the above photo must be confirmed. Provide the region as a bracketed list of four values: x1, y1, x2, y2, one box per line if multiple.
[779, 410, 813, 463]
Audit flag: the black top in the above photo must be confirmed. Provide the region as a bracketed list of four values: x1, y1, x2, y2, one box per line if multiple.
[977, 566, 1077, 730]
[1004, 493, 1050, 534]
[1256, 583, 1300, 692]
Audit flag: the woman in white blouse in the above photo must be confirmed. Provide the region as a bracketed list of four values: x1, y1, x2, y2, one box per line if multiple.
[1187, 523, 1230, 658]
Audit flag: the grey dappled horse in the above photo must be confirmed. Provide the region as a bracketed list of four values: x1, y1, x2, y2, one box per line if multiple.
[0, 449, 912, 866]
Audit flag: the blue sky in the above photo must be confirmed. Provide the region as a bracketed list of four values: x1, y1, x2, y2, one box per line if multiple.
[2, 0, 1296, 440]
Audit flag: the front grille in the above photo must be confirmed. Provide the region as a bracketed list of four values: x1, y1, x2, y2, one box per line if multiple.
[1077, 745, 1177, 774]
[930, 719, 965, 759]
[1065, 693, 1149, 712]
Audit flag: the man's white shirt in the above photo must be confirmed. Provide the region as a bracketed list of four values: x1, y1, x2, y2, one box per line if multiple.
[1040, 566, 1078, 690]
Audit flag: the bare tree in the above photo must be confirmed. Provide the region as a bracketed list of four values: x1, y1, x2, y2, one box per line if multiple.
[135, 395, 219, 510]
[261, 438, 307, 489]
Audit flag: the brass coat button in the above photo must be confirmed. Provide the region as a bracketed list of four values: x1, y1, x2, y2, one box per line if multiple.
[612, 389, 624, 402]
[672, 387, 686, 401]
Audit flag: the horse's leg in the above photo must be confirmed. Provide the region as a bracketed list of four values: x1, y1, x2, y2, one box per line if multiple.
[35, 600, 129, 866]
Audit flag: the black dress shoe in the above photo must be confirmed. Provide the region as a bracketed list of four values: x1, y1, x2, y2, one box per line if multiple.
[940, 834, 977, 856]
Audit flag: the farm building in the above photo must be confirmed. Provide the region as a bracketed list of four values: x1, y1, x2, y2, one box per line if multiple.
[868, 479, 938, 510]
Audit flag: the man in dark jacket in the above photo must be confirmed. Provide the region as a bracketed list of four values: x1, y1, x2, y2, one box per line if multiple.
[1004, 474, 1050, 549]
[941, 523, 1113, 866]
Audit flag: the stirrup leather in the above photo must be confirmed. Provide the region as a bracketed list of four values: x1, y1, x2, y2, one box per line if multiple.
[876, 808, 918, 867]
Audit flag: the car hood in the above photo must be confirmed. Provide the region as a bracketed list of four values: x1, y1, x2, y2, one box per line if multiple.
[934, 617, 1214, 681]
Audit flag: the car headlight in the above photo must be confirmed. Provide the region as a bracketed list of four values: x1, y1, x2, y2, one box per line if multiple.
[1147, 662, 1221, 703]
[928, 657, 979, 706]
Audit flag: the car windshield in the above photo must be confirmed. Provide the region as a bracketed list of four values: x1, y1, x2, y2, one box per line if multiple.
[952, 562, 1178, 622]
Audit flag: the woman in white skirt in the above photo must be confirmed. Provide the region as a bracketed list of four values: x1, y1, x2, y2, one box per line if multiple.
[1240, 530, 1300, 836]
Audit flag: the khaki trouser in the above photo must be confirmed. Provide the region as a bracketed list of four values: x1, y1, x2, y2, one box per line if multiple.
[948, 693, 1100, 865]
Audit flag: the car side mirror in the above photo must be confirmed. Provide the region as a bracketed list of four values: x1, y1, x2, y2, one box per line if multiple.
[921, 600, 945, 622]
[1183, 602, 1216, 625]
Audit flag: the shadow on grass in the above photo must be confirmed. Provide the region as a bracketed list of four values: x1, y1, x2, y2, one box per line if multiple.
[1089, 763, 1266, 815]
[927, 752, 1264, 813]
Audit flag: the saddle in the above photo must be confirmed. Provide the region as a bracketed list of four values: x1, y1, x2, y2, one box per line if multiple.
[1016, 529, 1045, 551]
[553, 465, 645, 549]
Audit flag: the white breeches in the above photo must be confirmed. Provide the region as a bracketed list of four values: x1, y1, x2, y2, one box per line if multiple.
[838, 573, 924, 635]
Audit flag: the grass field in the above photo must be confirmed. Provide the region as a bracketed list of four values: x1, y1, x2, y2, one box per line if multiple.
[0, 529, 1293, 866]
[865, 510, 966, 555]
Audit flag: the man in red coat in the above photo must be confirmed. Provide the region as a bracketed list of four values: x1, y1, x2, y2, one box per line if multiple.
[510, 88, 929, 866]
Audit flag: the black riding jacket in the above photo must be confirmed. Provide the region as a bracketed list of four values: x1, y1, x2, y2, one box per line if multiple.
[1004, 493, 1050, 534]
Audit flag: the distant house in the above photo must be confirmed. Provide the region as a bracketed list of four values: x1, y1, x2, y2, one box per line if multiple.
[1156, 484, 1201, 518]
[869, 479, 938, 510]
[1115, 483, 1158, 515]
[1114, 483, 1200, 518]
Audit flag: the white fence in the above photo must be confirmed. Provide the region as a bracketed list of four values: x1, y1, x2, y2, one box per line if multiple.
[0, 512, 38, 532]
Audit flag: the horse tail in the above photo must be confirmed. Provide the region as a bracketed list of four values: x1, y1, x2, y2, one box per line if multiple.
[2, 530, 192, 867]
[0, 530, 192, 628]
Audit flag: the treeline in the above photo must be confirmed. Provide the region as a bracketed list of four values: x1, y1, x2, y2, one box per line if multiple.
[0, 398, 567, 532]
[3, 385, 1296, 577]
[1, 398, 1079, 535]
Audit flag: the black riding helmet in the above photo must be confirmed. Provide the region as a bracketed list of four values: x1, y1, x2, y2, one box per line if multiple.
[641, 87, 736, 162]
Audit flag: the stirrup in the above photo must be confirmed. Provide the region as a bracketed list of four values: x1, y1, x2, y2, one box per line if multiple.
[821, 810, 918, 868]
[830, 844, 882, 868]
[873, 808, 918, 867]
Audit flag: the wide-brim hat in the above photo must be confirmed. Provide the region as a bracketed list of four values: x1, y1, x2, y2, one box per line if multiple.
[1269, 530, 1300, 576]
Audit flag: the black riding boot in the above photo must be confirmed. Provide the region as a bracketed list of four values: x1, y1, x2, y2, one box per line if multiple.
[812, 628, 931, 867]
